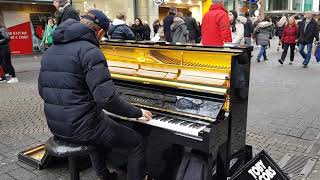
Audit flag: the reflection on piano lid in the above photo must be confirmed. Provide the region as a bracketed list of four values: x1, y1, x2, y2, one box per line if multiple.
[101, 41, 239, 95]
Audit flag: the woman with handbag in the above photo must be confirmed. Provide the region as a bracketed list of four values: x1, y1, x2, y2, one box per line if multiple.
[41, 18, 56, 50]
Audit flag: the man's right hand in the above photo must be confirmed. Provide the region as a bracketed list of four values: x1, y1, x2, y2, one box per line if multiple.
[141, 109, 153, 121]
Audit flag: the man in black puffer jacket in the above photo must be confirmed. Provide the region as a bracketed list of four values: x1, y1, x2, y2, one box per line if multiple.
[38, 10, 152, 180]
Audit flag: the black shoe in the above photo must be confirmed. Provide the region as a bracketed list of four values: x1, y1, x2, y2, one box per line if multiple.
[257, 59, 260, 63]
[303, 64, 308, 68]
[278, 59, 284, 65]
[264, 58, 268, 61]
[289, 61, 293, 65]
[98, 172, 118, 180]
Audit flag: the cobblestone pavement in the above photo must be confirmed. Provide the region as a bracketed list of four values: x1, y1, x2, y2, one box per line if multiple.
[0, 40, 320, 179]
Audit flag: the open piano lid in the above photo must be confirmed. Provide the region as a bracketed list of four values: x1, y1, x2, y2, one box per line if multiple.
[101, 40, 246, 96]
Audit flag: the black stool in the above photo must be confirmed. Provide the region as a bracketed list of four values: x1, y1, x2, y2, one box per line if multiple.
[45, 137, 95, 180]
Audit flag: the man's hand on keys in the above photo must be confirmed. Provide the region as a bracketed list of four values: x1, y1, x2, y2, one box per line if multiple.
[141, 109, 153, 121]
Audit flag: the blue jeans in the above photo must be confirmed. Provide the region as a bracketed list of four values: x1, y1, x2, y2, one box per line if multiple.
[257, 45, 267, 61]
[299, 43, 313, 65]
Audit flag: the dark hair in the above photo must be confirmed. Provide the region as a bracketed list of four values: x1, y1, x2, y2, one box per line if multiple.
[186, 11, 192, 17]
[153, 19, 160, 26]
[245, 12, 250, 18]
[135, 18, 143, 26]
[229, 10, 238, 24]
[263, 17, 270, 22]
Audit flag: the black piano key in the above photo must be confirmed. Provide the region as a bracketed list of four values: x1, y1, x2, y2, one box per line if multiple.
[152, 114, 164, 119]
[161, 117, 172, 122]
[180, 121, 192, 126]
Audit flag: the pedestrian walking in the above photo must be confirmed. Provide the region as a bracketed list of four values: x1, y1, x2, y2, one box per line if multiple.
[53, 0, 80, 25]
[201, 0, 232, 46]
[229, 10, 245, 46]
[254, 17, 273, 62]
[171, 12, 188, 44]
[0, 23, 18, 83]
[244, 12, 254, 46]
[298, 12, 319, 68]
[184, 11, 200, 43]
[41, 18, 56, 50]
[108, 13, 135, 40]
[278, 17, 298, 65]
[163, 7, 177, 42]
[131, 18, 146, 41]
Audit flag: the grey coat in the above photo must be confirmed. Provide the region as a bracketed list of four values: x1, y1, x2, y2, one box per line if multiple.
[171, 17, 188, 43]
[255, 21, 272, 46]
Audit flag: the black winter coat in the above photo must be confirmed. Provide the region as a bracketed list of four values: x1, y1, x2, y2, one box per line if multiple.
[108, 24, 135, 40]
[298, 19, 320, 45]
[244, 18, 254, 37]
[56, 4, 80, 25]
[184, 16, 200, 41]
[38, 19, 142, 142]
[131, 25, 146, 41]
[163, 14, 175, 42]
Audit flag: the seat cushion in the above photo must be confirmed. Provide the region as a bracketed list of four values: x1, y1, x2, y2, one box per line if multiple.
[45, 137, 95, 158]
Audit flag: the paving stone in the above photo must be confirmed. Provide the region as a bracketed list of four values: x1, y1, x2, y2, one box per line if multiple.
[0, 174, 15, 180]
[0, 163, 21, 175]
[7, 168, 37, 180]
[302, 127, 320, 140]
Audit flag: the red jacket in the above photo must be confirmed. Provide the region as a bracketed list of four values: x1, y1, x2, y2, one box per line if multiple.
[281, 23, 298, 44]
[201, 4, 232, 46]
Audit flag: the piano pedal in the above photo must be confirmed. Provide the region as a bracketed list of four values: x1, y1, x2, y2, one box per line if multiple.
[144, 173, 155, 180]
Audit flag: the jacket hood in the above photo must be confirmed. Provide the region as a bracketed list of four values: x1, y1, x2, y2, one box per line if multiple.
[53, 19, 99, 47]
[238, 16, 247, 24]
[258, 21, 272, 28]
[210, 3, 227, 13]
[112, 18, 126, 26]
[171, 17, 185, 31]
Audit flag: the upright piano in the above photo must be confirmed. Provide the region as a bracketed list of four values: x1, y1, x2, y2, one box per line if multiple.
[100, 41, 253, 180]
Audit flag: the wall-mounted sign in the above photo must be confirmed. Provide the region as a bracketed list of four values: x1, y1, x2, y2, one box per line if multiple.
[154, 0, 164, 6]
[231, 151, 289, 180]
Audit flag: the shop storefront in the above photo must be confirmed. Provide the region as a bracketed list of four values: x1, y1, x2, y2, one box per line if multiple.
[159, 0, 203, 22]
[72, 0, 135, 24]
[0, 0, 55, 55]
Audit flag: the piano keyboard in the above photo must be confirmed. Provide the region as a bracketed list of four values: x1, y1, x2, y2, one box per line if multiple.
[103, 110, 209, 138]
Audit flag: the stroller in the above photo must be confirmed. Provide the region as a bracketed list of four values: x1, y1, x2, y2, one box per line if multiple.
[315, 42, 320, 63]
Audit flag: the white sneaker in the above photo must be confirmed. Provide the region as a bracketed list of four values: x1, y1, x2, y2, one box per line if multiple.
[7, 77, 18, 84]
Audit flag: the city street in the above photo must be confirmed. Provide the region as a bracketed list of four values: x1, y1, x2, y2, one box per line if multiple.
[0, 39, 320, 180]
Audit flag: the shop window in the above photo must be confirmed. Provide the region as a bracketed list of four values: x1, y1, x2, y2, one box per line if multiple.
[304, 0, 313, 11]
[268, 0, 288, 10]
[292, 0, 302, 11]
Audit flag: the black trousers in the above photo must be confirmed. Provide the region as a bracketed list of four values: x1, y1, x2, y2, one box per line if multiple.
[281, 43, 296, 62]
[0, 46, 16, 77]
[90, 115, 145, 180]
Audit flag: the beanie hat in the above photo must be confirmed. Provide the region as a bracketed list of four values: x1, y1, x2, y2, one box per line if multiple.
[82, 9, 110, 31]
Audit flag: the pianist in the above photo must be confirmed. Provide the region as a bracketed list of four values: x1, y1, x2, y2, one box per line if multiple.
[38, 10, 152, 180]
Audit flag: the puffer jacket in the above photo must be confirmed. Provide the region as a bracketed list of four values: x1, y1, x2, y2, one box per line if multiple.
[255, 21, 272, 46]
[281, 23, 298, 44]
[38, 19, 142, 142]
[201, 3, 232, 46]
[171, 17, 188, 43]
[108, 19, 135, 40]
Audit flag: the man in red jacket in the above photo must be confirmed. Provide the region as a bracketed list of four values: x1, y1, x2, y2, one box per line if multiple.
[202, 0, 232, 46]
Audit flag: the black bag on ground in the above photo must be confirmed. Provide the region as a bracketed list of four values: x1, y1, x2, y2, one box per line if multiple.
[176, 152, 208, 180]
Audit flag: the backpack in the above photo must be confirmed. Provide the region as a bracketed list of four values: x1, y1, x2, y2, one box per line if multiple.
[176, 152, 208, 180]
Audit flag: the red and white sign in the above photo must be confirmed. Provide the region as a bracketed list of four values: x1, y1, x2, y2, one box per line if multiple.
[2, 11, 33, 55]
[7, 22, 33, 55]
